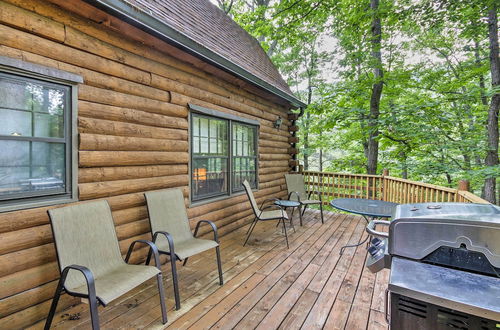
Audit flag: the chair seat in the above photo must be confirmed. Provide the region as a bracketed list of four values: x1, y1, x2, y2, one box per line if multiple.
[259, 209, 289, 220]
[301, 199, 321, 205]
[67, 264, 160, 305]
[156, 237, 219, 260]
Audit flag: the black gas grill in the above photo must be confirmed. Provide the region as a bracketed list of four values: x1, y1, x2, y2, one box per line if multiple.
[365, 202, 500, 329]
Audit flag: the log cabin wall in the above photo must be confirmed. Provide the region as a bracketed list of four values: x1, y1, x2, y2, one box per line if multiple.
[0, 0, 295, 327]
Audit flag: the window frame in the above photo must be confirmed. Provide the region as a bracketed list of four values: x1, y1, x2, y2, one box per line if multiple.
[0, 56, 81, 212]
[189, 104, 259, 204]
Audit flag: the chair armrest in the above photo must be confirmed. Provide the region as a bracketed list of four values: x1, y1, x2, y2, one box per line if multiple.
[61, 265, 97, 301]
[151, 231, 177, 260]
[259, 204, 285, 219]
[125, 239, 162, 270]
[194, 220, 219, 243]
[308, 190, 322, 201]
[259, 197, 280, 209]
[288, 191, 302, 202]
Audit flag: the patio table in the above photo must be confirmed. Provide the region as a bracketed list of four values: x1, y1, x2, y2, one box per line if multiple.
[274, 199, 302, 230]
[330, 198, 398, 254]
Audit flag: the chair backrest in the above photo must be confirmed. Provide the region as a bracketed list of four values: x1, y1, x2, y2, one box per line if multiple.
[242, 180, 260, 216]
[48, 200, 124, 290]
[145, 188, 193, 243]
[285, 174, 308, 201]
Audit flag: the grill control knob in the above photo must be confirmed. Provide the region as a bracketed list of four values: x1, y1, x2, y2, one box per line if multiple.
[368, 246, 380, 257]
[371, 238, 383, 247]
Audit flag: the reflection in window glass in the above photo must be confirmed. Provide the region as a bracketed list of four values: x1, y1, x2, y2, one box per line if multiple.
[0, 73, 69, 201]
[232, 123, 257, 191]
[191, 115, 229, 200]
[191, 112, 258, 201]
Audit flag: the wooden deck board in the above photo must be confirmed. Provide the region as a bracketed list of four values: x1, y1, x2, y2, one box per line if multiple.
[32, 210, 389, 330]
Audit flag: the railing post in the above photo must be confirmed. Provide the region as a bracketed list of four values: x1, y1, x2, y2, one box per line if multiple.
[457, 180, 470, 191]
[382, 169, 389, 201]
[298, 165, 304, 174]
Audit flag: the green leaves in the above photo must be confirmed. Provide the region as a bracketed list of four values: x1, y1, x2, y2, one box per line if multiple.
[217, 0, 498, 197]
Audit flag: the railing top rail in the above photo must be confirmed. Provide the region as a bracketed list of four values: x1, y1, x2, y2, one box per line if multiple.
[384, 176, 457, 193]
[457, 191, 490, 204]
[300, 171, 489, 205]
[302, 171, 381, 178]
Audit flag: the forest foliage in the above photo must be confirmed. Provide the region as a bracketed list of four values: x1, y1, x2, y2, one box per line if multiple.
[216, 0, 500, 203]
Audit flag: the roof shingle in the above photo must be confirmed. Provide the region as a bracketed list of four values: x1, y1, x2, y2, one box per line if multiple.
[121, 0, 294, 98]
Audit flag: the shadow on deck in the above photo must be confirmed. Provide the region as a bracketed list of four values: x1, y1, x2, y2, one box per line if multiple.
[31, 210, 389, 330]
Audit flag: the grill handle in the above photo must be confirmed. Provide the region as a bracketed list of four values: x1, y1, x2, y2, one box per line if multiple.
[366, 220, 390, 238]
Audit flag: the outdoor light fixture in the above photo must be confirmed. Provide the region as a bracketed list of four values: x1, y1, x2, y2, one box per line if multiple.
[274, 116, 282, 129]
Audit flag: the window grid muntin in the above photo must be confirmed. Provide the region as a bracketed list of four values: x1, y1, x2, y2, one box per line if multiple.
[191, 112, 258, 202]
[232, 122, 257, 192]
[0, 72, 71, 202]
[191, 114, 229, 201]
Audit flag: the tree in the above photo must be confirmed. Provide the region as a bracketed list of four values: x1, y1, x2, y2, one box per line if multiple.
[367, 0, 384, 174]
[484, 4, 499, 204]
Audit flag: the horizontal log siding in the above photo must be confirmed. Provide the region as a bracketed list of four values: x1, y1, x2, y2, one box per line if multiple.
[0, 1, 294, 327]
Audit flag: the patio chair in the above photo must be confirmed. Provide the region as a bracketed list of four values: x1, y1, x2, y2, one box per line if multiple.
[45, 200, 167, 330]
[144, 188, 223, 311]
[285, 173, 324, 225]
[242, 180, 290, 248]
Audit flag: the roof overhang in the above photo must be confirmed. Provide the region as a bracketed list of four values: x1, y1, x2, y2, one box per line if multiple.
[83, 0, 307, 108]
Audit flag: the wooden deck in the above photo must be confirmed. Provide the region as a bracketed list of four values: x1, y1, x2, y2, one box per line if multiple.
[32, 210, 390, 329]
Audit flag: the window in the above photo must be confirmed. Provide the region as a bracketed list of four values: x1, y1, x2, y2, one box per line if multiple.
[190, 105, 258, 202]
[232, 123, 257, 192]
[0, 57, 80, 211]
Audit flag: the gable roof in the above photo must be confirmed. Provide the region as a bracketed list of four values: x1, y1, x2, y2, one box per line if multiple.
[87, 0, 306, 108]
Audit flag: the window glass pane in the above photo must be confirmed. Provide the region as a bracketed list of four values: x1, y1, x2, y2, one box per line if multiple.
[0, 108, 32, 136]
[0, 77, 32, 110]
[200, 117, 209, 137]
[192, 157, 228, 199]
[0, 141, 66, 198]
[192, 115, 228, 156]
[232, 123, 257, 191]
[200, 137, 209, 154]
[233, 157, 256, 190]
[34, 113, 64, 138]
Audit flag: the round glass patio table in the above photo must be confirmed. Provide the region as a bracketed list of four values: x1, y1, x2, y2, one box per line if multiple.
[330, 198, 399, 254]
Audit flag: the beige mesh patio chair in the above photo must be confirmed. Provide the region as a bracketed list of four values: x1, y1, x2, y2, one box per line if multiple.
[242, 180, 291, 248]
[145, 188, 223, 310]
[285, 173, 324, 225]
[45, 200, 167, 330]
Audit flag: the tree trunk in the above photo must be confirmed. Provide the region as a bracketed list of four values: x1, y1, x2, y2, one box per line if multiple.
[367, 0, 383, 175]
[400, 151, 408, 179]
[319, 148, 323, 171]
[484, 7, 500, 204]
[303, 111, 310, 171]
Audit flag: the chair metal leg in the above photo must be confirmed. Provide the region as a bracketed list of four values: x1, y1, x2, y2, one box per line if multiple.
[298, 205, 303, 226]
[183, 258, 189, 266]
[88, 292, 100, 330]
[244, 219, 258, 246]
[156, 273, 168, 324]
[170, 254, 181, 310]
[44, 276, 66, 330]
[216, 246, 223, 285]
[246, 217, 257, 234]
[282, 216, 289, 248]
[301, 205, 308, 217]
[319, 202, 324, 224]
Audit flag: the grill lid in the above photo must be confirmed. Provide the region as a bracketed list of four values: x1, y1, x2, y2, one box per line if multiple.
[389, 203, 500, 268]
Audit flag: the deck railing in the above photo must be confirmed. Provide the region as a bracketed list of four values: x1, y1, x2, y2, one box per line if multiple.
[302, 170, 489, 205]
